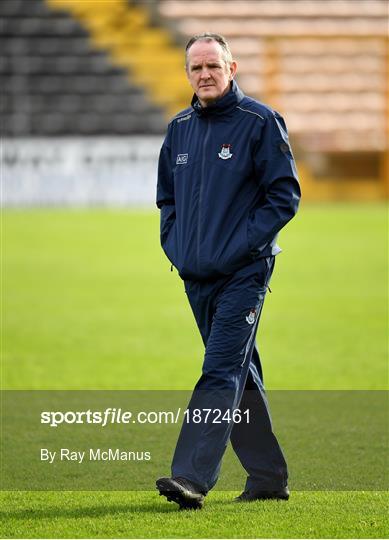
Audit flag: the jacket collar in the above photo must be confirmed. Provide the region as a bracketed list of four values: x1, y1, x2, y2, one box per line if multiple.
[191, 80, 244, 117]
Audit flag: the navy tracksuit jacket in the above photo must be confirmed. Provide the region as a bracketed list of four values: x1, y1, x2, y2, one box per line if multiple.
[157, 81, 300, 493]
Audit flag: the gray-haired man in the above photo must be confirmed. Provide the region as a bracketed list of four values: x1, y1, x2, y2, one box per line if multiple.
[156, 33, 300, 509]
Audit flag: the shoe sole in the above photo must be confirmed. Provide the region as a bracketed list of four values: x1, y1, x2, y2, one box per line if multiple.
[234, 492, 289, 502]
[156, 478, 204, 510]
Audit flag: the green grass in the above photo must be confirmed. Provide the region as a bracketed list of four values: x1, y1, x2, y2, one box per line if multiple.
[3, 204, 387, 390]
[1, 491, 387, 539]
[1, 203, 388, 538]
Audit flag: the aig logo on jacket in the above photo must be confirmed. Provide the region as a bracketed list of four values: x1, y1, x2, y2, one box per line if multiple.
[218, 144, 233, 160]
[176, 153, 188, 165]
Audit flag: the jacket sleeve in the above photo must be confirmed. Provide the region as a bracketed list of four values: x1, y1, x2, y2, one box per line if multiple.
[156, 131, 176, 246]
[248, 111, 301, 255]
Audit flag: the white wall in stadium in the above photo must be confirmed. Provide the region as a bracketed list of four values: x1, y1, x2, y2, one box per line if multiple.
[2, 137, 164, 207]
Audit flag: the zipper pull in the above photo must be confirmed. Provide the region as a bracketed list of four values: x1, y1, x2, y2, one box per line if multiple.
[170, 264, 173, 272]
[267, 285, 272, 293]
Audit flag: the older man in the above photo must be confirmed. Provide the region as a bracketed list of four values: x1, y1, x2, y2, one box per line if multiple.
[156, 33, 300, 509]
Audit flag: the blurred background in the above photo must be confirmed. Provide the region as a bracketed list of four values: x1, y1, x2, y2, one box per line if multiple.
[2, 0, 388, 205]
[1, 0, 388, 392]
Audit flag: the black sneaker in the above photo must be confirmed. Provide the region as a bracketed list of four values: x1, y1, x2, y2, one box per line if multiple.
[234, 486, 290, 502]
[156, 476, 205, 510]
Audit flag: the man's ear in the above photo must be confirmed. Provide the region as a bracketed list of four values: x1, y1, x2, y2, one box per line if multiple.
[229, 61, 238, 81]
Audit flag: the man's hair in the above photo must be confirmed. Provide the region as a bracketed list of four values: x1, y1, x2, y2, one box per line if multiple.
[185, 33, 233, 68]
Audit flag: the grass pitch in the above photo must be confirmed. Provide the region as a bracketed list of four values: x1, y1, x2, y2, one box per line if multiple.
[1, 203, 388, 538]
[1, 491, 387, 538]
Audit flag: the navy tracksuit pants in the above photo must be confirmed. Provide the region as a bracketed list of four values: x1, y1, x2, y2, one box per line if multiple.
[171, 256, 288, 493]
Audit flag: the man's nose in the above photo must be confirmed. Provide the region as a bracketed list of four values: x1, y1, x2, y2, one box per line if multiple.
[200, 67, 211, 78]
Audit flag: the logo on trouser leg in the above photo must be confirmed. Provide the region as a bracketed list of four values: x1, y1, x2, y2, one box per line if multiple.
[245, 308, 257, 325]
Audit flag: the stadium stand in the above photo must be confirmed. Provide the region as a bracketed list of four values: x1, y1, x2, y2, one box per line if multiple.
[1, 0, 167, 135]
[156, 1, 388, 150]
[154, 0, 388, 197]
[46, 0, 192, 116]
[2, 0, 388, 200]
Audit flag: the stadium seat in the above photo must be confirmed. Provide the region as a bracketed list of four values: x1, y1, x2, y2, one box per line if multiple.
[2, 0, 387, 155]
[156, 0, 388, 155]
[2, 0, 166, 136]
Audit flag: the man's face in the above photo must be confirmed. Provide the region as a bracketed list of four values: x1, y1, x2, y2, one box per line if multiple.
[186, 40, 237, 107]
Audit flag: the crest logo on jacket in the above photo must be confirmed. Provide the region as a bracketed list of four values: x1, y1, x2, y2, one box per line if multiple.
[246, 308, 257, 325]
[218, 144, 233, 160]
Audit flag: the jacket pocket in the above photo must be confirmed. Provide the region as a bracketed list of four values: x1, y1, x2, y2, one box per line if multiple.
[252, 256, 275, 288]
[160, 204, 176, 245]
[162, 221, 179, 269]
[247, 211, 263, 260]
[219, 216, 252, 275]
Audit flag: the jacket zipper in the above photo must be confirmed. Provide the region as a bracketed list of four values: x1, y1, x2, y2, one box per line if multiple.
[197, 118, 211, 273]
